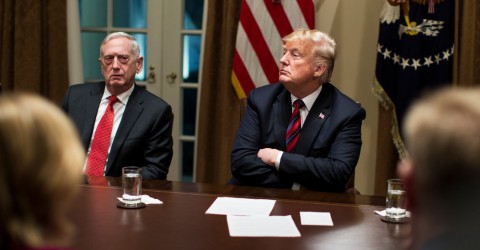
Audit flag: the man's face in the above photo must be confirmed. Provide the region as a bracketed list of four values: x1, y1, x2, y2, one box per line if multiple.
[99, 37, 143, 95]
[278, 40, 317, 87]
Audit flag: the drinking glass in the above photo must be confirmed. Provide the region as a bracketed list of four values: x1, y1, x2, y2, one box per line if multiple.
[122, 167, 142, 205]
[385, 179, 407, 220]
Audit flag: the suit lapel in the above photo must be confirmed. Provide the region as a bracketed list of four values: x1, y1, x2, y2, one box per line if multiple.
[295, 83, 333, 155]
[82, 83, 104, 150]
[106, 85, 145, 172]
[273, 88, 292, 151]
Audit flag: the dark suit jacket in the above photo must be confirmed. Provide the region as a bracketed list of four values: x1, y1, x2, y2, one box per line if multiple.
[61, 82, 173, 179]
[231, 82, 366, 192]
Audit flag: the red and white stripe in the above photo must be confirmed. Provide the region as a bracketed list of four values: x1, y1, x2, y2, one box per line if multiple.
[232, 0, 315, 99]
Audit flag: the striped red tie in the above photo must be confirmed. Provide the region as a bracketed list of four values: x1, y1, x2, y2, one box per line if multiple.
[85, 95, 118, 176]
[286, 99, 305, 153]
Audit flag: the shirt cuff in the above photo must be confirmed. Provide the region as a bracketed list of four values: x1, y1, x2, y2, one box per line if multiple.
[275, 151, 283, 171]
[291, 183, 301, 191]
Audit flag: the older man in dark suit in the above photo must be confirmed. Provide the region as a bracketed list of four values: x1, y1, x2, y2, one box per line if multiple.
[62, 32, 173, 179]
[231, 29, 366, 192]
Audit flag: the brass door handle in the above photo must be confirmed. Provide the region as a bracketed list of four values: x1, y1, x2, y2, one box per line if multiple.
[147, 65, 156, 83]
[167, 72, 177, 81]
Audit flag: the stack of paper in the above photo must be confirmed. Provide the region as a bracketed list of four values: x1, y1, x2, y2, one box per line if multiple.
[206, 197, 334, 237]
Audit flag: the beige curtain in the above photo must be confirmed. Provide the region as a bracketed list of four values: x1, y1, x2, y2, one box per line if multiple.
[195, 0, 243, 184]
[0, 0, 69, 102]
[374, 0, 480, 195]
[453, 0, 480, 86]
[374, 105, 399, 195]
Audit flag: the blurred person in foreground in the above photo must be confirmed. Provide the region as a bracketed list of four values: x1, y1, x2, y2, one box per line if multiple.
[230, 29, 366, 192]
[400, 87, 480, 250]
[0, 93, 85, 250]
[61, 32, 173, 179]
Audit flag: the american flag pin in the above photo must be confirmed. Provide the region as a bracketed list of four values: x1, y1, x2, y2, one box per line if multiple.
[319, 113, 325, 119]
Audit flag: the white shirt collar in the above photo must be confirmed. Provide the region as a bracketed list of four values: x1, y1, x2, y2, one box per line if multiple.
[102, 84, 135, 105]
[290, 85, 323, 111]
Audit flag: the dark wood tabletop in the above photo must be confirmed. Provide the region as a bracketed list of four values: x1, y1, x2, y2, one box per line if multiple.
[68, 176, 410, 250]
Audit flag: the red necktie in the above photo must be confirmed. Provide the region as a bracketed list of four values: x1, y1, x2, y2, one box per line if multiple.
[85, 95, 118, 176]
[286, 99, 305, 153]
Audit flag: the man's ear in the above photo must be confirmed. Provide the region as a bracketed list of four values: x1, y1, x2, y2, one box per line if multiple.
[397, 158, 415, 211]
[397, 159, 413, 180]
[313, 65, 326, 78]
[136, 56, 144, 73]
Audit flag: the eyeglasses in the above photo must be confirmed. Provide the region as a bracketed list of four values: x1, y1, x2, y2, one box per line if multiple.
[101, 55, 131, 65]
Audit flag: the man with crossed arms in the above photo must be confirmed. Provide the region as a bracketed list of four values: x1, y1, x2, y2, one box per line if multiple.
[231, 29, 366, 192]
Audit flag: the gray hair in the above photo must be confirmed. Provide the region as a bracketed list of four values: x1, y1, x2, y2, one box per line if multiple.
[100, 32, 140, 58]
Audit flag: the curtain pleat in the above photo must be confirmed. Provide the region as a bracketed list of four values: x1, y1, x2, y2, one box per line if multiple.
[374, 104, 399, 195]
[0, 0, 68, 102]
[454, 0, 480, 86]
[195, 0, 243, 184]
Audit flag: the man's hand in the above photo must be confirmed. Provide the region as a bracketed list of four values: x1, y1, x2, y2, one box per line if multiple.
[257, 148, 280, 167]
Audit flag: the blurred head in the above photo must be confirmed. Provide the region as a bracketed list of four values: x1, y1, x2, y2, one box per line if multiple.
[279, 29, 336, 98]
[403, 87, 480, 230]
[0, 93, 85, 248]
[99, 32, 144, 95]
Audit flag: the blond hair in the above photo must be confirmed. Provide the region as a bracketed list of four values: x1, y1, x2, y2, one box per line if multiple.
[404, 87, 480, 215]
[282, 29, 336, 83]
[0, 93, 85, 248]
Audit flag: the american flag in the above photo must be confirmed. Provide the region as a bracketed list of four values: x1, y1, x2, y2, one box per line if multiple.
[231, 0, 315, 99]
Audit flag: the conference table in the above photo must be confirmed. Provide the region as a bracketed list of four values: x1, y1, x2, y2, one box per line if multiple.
[69, 176, 410, 250]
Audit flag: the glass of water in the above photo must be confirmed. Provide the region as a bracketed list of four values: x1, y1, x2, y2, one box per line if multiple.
[121, 166, 142, 206]
[386, 179, 407, 220]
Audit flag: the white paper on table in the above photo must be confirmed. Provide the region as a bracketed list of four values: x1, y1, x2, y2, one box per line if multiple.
[117, 195, 163, 204]
[227, 215, 301, 237]
[205, 197, 275, 216]
[140, 195, 163, 204]
[374, 209, 411, 217]
[300, 212, 334, 226]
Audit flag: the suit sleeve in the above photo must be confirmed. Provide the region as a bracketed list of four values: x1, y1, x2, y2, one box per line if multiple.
[141, 104, 174, 179]
[60, 86, 71, 112]
[280, 106, 366, 192]
[231, 92, 293, 188]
